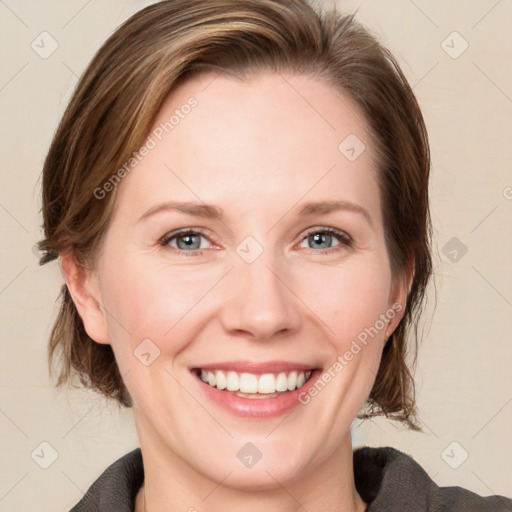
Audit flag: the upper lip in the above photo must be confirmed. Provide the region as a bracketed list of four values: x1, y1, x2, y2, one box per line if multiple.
[191, 360, 319, 374]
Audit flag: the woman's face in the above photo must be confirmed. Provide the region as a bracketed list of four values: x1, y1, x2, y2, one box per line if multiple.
[78, 72, 407, 488]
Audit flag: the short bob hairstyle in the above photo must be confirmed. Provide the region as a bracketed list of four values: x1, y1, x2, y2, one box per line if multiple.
[38, 0, 432, 429]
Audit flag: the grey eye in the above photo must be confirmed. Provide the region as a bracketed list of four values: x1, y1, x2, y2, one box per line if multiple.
[167, 231, 209, 251]
[301, 232, 341, 250]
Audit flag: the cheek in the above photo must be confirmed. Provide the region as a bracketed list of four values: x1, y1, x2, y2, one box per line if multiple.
[292, 257, 392, 410]
[297, 257, 392, 345]
[280, 259, 392, 459]
[98, 254, 223, 355]
[96, 257, 208, 408]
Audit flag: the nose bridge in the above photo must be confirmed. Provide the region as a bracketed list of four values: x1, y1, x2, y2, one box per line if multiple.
[219, 246, 301, 339]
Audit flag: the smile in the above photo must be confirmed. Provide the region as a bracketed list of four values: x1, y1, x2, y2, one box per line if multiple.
[191, 361, 321, 417]
[197, 369, 313, 397]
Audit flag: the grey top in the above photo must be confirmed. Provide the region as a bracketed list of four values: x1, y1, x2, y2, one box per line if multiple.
[69, 446, 512, 511]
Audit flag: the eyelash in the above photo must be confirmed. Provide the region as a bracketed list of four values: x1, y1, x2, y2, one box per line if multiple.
[158, 226, 353, 257]
[159, 228, 214, 257]
[301, 226, 353, 254]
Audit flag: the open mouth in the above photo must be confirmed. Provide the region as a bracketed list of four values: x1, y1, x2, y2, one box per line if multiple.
[193, 368, 315, 399]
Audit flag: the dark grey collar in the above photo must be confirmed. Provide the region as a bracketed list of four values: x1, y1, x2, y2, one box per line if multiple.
[70, 446, 511, 511]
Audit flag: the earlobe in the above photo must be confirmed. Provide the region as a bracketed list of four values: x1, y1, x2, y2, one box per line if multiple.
[59, 252, 111, 345]
[387, 258, 415, 336]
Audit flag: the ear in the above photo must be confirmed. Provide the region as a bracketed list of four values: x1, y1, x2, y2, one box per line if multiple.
[59, 252, 110, 345]
[387, 253, 415, 336]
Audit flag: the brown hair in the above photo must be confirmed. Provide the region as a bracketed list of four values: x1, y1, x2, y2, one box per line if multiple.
[39, 0, 432, 428]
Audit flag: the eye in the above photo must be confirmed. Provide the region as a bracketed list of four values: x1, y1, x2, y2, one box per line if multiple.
[160, 229, 213, 253]
[298, 227, 352, 252]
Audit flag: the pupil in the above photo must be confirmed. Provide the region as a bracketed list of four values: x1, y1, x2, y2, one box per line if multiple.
[178, 234, 200, 250]
[309, 233, 331, 249]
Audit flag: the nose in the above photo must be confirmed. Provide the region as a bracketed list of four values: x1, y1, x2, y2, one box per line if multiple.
[219, 253, 302, 341]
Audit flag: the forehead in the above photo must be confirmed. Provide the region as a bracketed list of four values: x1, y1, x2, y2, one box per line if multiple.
[112, 71, 380, 224]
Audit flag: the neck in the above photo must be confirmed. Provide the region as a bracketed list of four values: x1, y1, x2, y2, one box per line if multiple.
[134, 416, 365, 512]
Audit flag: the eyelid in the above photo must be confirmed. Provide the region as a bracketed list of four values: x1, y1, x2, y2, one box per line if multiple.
[298, 226, 353, 246]
[159, 227, 220, 249]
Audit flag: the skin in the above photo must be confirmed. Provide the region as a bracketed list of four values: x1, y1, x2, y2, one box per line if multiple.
[62, 71, 410, 512]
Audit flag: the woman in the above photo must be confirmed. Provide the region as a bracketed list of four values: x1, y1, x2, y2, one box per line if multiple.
[38, 0, 512, 510]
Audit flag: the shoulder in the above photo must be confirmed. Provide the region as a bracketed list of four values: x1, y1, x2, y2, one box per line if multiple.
[69, 448, 143, 512]
[353, 446, 512, 512]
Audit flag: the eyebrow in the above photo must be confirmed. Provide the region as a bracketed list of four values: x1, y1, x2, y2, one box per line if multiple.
[138, 199, 373, 226]
[298, 200, 373, 226]
[139, 201, 224, 222]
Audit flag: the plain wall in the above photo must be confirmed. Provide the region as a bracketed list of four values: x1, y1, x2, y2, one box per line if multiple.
[0, 1, 511, 510]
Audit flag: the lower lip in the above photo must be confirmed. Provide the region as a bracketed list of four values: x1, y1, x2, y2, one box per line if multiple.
[193, 370, 321, 418]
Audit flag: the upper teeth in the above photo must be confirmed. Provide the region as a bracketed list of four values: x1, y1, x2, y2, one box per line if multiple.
[199, 369, 312, 394]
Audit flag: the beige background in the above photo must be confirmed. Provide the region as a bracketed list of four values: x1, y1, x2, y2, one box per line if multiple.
[1, 0, 511, 510]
